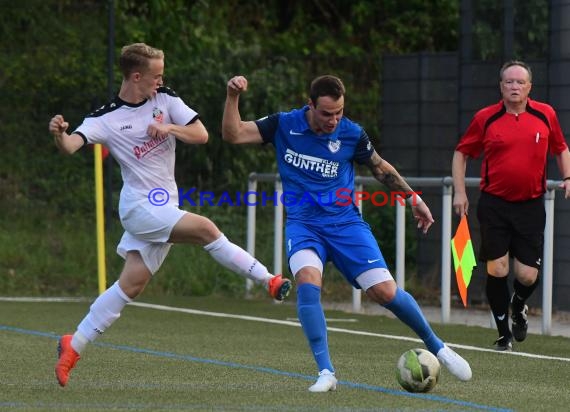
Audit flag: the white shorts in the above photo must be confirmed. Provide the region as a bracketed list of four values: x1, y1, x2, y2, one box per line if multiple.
[117, 202, 187, 274]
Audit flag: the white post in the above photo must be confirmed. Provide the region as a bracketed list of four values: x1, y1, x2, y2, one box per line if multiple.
[396, 199, 406, 289]
[274, 179, 284, 277]
[441, 181, 453, 323]
[246, 176, 258, 297]
[542, 188, 555, 335]
[352, 183, 364, 312]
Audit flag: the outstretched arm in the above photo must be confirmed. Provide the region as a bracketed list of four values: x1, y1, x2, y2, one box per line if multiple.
[556, 148, 570, 199]
[365, 150, 434, 234]
[221, 76, 264, 144]
[451, 150, 469, 216]
[49, 115, 85, 155]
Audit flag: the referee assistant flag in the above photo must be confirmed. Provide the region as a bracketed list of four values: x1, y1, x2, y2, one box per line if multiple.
[451, 215, 477, 307]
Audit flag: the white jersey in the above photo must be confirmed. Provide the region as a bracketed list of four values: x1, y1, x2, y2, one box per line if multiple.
[74, 87, 198, 216]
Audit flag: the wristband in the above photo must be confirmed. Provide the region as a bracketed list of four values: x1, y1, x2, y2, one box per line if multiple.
[406, 195, 423, 206]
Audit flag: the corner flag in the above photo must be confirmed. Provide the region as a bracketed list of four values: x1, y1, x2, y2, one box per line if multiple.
[450, 215, 477, 307]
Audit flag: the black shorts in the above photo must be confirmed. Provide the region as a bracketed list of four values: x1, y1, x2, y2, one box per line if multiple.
[476, 191, 545, 268]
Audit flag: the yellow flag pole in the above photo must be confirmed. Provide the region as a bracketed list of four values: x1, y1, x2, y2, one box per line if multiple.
[94, 143, 107, 295]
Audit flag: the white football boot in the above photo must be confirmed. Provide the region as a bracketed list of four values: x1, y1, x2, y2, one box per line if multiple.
[437, 345, 472, 381]
[308, 369, 337, 392]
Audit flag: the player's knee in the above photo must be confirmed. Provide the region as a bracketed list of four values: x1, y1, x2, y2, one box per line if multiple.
[487, 256, 509, 276]
[118, 273, 150, 299]
[295, 268, 322, 287]
[366, 281, 397, 305]
[516, 270, 539, 286]
[199, 218, 222, 243]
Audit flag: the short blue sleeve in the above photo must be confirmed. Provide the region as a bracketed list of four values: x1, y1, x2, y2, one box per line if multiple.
[354, 129, 375, 164]
[254, 113, 280, 144]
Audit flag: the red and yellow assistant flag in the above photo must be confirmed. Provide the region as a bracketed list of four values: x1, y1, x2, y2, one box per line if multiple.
[450, 215, 477, 307]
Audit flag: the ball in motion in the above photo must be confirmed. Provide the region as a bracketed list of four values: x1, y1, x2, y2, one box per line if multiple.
[396, 348, 441, 393]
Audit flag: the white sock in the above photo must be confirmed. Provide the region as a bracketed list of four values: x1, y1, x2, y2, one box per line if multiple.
[70, 331, 89, 354]
[204, 234, 272, 285]
[76, 281, 132, 347]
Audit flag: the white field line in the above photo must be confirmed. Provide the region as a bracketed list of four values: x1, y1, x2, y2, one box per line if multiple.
[286, 317, 358, 322]
[130, 302, 570, 362]
[0, 297, 91, 302]
[2, 297, 569, 362]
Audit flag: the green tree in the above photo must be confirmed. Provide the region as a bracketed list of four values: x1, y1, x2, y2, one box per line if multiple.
[0, 0, 461, 295]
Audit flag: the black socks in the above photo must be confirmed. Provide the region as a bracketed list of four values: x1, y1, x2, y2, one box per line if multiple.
[512, 277, 539, 313]
[486, 275, 511, 338]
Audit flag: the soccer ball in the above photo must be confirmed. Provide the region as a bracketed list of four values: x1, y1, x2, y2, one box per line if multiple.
[396, 348, 441, 393]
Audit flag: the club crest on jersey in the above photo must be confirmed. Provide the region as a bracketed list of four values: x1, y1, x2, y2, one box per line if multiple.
[152, 107, 164, 123]
[328, 139, 341, 153]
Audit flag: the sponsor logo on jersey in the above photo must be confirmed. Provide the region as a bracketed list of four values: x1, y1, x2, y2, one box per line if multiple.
[283, 148, 339, 178]
[133, 135, 169, 160]
[152, 107, 164, 123]
[328, 139, 341, 153]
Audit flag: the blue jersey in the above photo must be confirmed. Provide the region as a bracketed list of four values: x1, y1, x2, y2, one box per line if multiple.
[255, 106, 375, 224]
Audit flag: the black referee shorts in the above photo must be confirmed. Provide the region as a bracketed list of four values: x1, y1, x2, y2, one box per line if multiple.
[476, 191, 545, 268]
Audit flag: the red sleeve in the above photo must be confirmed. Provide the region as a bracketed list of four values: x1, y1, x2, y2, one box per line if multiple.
[547, 108, 568, 155]
[456, 113, 485, 158]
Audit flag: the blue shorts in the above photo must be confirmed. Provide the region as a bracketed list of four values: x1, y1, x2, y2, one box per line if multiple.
[285, 219, 388, 288]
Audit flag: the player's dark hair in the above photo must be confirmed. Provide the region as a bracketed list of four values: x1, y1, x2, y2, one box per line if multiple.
[119, 43, 164, 79]
[309, 75, 345, 106]
[500, 60, 532, 82]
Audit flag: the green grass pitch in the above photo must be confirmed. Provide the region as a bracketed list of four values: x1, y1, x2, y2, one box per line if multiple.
[1, 296, 568, 411]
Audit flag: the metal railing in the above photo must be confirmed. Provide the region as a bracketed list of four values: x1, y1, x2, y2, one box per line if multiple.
[245, 173, 562, 335]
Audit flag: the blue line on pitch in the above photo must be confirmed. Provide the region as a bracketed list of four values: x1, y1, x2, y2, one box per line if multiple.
[1, 324, 512, 412]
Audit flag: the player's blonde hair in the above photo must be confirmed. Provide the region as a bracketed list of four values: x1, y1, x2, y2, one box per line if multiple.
[119, 43, 164, 78]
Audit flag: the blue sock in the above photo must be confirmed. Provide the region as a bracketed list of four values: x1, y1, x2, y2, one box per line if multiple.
[297, 283, 334, 373]
[384, 288, 444, 354]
